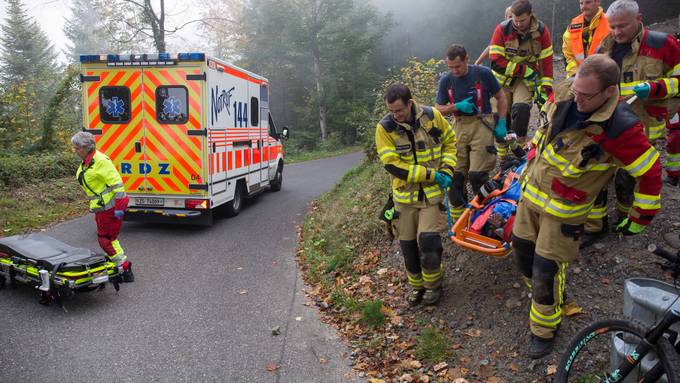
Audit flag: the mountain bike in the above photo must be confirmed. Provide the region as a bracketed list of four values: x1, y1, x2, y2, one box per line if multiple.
[554, 243, 680, 383]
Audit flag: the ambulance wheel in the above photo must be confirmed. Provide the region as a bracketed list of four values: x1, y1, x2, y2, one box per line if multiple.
[224, 182, 245, 217]
[271, 162, 283, 192]
[0, 275, 5, 289]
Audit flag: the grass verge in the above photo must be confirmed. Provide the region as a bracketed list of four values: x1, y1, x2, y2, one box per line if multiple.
[297, 158, 459, 380]
[0, 176, 87, 236]
[285, 145, 362, 164]
[415, 327, 453, 364]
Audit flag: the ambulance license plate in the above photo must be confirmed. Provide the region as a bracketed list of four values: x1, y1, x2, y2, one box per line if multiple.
[135, 197, 165, 206]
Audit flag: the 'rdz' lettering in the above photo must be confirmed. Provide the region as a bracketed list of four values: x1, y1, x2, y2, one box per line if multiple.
[139, 163, 152, 175]
[120, 162, 171, 175]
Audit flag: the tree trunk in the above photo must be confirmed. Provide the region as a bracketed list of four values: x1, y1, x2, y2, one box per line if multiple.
[144, 0, 166, 52]
[309, 0, 327, 141]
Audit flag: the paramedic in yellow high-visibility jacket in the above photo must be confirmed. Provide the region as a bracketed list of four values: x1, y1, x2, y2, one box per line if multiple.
[72, 131, 134, 283]
[375, 83, 457, 306]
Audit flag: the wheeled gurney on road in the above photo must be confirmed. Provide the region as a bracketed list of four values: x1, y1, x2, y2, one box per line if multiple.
[0, 234, 123, 304]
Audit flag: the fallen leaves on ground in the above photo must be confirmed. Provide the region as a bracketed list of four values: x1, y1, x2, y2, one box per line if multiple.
[547, 364, 558, 375]
[563, 301, 583, 316]
[462, 328, 481, 337]
[266, 362, 279, 372]
[401, 359, 422, 370]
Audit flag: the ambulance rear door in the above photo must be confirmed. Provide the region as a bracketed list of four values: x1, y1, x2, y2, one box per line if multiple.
[81, 65, 146, 196]
[140, 65, 206, 198]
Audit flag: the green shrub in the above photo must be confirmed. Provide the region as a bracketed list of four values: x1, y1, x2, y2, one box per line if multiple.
[359, 299, 386, 329]
[414, 327, 452, 364]
[0, 151, 79, 188]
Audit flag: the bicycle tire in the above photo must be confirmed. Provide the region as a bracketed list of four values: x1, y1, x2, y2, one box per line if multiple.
[657, 336, 680, 383]
[554, 317, 679, 383]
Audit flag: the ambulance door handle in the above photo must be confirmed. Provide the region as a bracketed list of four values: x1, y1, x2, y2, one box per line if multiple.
[135, 142, 142, 153]
[212, 142, 216, 153]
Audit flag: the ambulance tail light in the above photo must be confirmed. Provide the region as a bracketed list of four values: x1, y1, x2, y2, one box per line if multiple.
[185, 199, 208, 209]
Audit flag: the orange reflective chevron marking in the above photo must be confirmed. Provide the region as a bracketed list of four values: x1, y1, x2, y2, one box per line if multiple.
[108, 121, 141, 161]
[147, 177, 165, 192]
[144, 122, 196, 176]
[161, 177, 181, 192]
[141, 68, 203, 196]
[109, 71, 126, 88]
[236, 150, 242, 168]
[87, 71, 108, 98]
[171, 167, 189, 187]
[177, 70, 201, 95]
[222, 152, 227, 171]
[228, 151, 233, 170]
[129, 177, 145, 192]
[86, 68, 145, 192]
[88, 97, 99, 115]
[123, 146, 137, 161]
[143, 137, 168, 161]
[124, 71, 141, 89]
[146, 69, 202, 131]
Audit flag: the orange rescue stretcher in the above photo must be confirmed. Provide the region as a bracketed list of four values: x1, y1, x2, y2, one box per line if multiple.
[449, 161, 525, 258]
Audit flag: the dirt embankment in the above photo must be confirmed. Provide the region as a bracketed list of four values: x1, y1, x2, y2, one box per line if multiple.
[299, 18, 680, 383]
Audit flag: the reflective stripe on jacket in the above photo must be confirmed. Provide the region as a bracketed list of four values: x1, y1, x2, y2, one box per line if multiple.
[521, 81, 661, 225]
[599, 27, 680, 141]
[562, 8, 610, 77]
[375, 103, 457, 205]
[490, 16, 554, 89]
[76, 150, 127, 212]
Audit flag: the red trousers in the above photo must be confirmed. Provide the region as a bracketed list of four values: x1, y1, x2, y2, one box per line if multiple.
[94, 196, 128, 257]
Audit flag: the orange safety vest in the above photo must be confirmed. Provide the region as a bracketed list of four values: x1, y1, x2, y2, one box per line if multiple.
[568, 12, 610, 65]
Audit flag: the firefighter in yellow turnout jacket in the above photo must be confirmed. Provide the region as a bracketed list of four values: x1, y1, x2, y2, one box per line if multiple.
[376, 84, 457, 306]
[512, 55, 661, 359]
[597, 0, 680, 224]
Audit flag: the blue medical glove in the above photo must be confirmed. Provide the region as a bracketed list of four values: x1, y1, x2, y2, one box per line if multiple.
[454, 96, 477, 114]
[114, 210, 124, 220]
[494, 118, 507, 140]
[434, 171, 452, 189]
[633, 82, 651, 100]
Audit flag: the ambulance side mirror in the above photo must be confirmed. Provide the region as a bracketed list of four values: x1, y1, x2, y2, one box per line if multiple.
[281, 126, 290, 140]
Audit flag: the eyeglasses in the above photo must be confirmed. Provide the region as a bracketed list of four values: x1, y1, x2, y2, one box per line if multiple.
[388, 105, 408, 115]
[569, 85, 605, 101]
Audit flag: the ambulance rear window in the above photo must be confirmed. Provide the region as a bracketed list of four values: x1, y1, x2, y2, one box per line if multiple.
[156, 86, 188, 124]
[100, 87, 131, 124]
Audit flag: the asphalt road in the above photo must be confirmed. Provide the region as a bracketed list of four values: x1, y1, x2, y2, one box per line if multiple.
[0, 152, 364, 383]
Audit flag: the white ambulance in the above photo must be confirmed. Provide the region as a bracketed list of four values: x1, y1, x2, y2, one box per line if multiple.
[79, 53, 288, 225]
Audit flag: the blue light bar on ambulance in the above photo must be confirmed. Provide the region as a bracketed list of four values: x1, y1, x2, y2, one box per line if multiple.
[79, 53, 205, 66]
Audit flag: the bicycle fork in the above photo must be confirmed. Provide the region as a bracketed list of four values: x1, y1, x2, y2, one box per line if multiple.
[606, 308, 680, 383]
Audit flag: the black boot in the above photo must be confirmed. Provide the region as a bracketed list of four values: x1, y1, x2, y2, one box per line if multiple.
[579, 230, 607, 249]
[422, 288, 442, 306]
[121, 262, 135, 283]
[528, 334, 554, 359]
